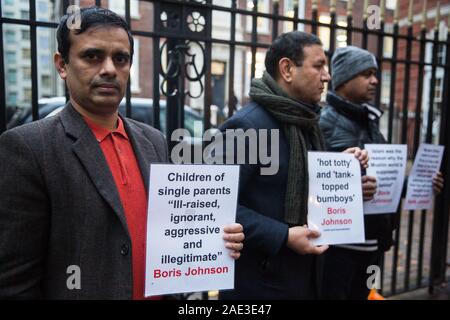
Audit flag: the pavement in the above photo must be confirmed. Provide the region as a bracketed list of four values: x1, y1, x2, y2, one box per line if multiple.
[388, 281, 449, 300]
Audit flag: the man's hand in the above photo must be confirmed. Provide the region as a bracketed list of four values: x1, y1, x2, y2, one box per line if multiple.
[223, 223, 245, 260]
[286, 225, 329, 255]
[343, 147, 369, 169]
[362, 175, 377, 201]
[432, 171, 444, 194]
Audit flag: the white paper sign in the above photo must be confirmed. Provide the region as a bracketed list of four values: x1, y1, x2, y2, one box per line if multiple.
[307, 152, 365, 245]
[145, 164, 239, 297]
[403, 144, 445, 210]
[363, 144, 407, 214]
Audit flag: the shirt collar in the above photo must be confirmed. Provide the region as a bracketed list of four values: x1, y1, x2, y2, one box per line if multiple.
[84, 115, 129, 142]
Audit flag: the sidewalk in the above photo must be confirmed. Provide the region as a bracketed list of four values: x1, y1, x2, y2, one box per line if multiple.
[388, 282, 449, 300]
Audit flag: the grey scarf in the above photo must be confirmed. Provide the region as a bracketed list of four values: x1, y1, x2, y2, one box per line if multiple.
[249, 71, 325, 226]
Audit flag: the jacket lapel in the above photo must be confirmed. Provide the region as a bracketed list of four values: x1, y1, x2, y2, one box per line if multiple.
[123, 118, 161, 192]
[59, 104, 130, 237]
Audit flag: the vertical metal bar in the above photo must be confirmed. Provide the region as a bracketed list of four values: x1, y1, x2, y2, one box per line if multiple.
[346, 0, 353, 46]
[391, 24, 413, 296]
[152, 1, 161, 131]
[429, 23, 450, 290]
[311, 5, 318, 35]
[293, 1, 298, 31]
[227, 0, 236, 118]
[426, 30, 439, 144]
[428, 26, 448, 293]
[362, 18, 368, 49]
[250, 0, 257, 80]
[152, 36, 161, 130]
[328, 7, 336, 89]
[0, 4, 6, 133]
[401, 25, 414, 292]
[415, 28, 428, 288]
[387, 23, 399, 143]
[30, 0, 38, 121]
[346, 15, 353, 46]
[329, 8, 336, 58]
[272, 0, 279, 41]
[375, 20, 384, 109]
[125, 0, 131, 118]
[203, 1, 212, 132]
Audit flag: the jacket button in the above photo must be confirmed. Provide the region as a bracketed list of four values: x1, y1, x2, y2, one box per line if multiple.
[121, 244, 129, 256]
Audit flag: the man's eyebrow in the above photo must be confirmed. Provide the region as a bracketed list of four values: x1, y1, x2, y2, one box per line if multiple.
[81, 48, 104, 56]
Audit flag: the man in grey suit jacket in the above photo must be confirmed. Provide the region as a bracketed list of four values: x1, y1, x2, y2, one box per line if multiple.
[0, 7, 243, 299]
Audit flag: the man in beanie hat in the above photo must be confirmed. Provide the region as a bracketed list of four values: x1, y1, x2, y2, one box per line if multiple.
[208, 32, 372, 299]
[319, 46, 444, 299]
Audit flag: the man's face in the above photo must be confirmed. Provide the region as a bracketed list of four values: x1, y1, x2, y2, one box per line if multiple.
[289, 44, 330, 104]
[339, 68, 378, 104]
[55, 26, 131, 115]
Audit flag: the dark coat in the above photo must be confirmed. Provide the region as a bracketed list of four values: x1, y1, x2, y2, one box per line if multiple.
[218, 102, 320, 300]
[0, 104, 168, 299]
[319, 91, 395, 251]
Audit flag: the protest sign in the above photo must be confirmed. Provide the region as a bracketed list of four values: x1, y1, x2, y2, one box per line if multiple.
[145, 164, 239, 296]
[404, 144, 444, 210]
[308, 152, 365, 245]
[363, 144, 407, 214]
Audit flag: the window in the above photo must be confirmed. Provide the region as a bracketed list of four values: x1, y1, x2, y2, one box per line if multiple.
[283, 0, 296, 32]
[22, 48, 31, 60]
[434, 78, 443, 102]
[336, 17, 348, 48]
[4, 11, 14, 18]
[22, 29, 30, 40]
[41, 75, 51, 88]
[39, 55, 50, 67]
[7, 92, 17, 106]
[23, 67, 31, 81]
[38, 1, 48, 13]
[20, 10, 29, 20]
[109, 0, 140, 19]
[318, 15, 331, 51]
[23, 88, 32, 103]
[4, 0, 14, 5]
[39, 36, 49, 48]
[5, 30, 15, 42]
[6, 51, 16, 64]
[246, 0, 269, 34]
[7, 69, 17, 84]
[383, 24, 394, 58]
[130, 38, 140, 92]
[386, 0, 396, 11]
[381, 71, 391, 105]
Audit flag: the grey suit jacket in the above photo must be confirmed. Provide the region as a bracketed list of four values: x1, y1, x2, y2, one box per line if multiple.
[0, 104, 169, 299]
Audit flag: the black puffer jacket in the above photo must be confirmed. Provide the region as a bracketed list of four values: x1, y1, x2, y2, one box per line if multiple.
[319, 91, 396, 251]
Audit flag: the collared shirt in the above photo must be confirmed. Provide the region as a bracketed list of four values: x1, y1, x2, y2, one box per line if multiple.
[84, 116, 154, 300]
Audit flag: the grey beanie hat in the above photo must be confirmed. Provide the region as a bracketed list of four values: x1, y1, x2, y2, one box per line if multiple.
[331, 46, 378, 90]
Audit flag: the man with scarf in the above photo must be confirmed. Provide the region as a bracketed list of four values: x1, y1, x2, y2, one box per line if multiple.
[214, 31, 370, 300]
[319, 46, 444, 299]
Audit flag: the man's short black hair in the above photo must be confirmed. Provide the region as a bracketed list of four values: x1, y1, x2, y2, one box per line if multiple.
[265, 31, 322, 79]
[57, 6, 134, 64]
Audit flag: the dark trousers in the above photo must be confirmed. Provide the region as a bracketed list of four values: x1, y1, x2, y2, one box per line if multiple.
[320, 246, 383, 300]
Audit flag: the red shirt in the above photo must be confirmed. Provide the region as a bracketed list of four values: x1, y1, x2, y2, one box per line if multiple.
[84, 116, 157, 300]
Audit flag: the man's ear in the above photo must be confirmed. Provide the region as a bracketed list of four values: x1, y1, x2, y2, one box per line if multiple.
[278, 57, 294, 83]
[54, 52, 67, 80]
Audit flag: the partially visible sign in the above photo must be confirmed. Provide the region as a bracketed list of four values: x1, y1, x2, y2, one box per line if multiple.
[363, 144, 407, 214]
[404, 144, 444, 210]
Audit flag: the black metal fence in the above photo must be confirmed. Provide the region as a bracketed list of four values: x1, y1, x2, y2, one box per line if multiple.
[1, 0, 449, 298]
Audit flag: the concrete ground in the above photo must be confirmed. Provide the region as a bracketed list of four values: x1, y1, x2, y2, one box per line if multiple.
[388, 281, 449, 300]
